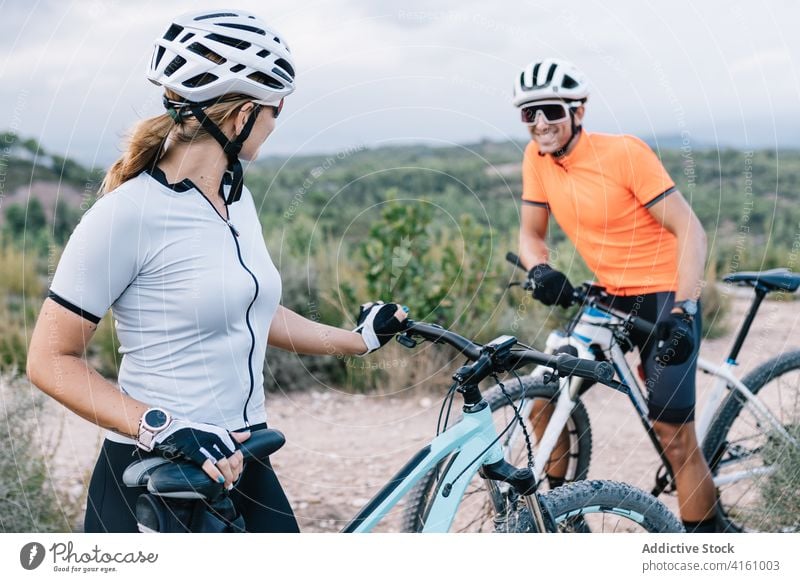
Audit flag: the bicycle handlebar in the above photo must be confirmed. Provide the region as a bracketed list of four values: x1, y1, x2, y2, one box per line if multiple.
[502, 350, 615, 382]
[401, 320, 614, 384]
[505, 251, 656, 336]
[402, 321, 482, 360]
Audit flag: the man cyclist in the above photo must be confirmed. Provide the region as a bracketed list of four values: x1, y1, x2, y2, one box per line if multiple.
[513, 58, 717, 532]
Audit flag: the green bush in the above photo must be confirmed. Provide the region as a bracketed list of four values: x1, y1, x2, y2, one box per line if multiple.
[263, 250, 348, 393]
[92, 314, 121, 379]
[0, 239, 44, 374]
[360, 200, 506, 334]
[0, 375, 81, 532]
[348, 200, 523, 392]
[700, 255, 730, 339]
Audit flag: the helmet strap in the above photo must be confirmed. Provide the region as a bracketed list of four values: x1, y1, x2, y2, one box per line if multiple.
[188, 104, 262, 205]
[552, 110, 582, 158]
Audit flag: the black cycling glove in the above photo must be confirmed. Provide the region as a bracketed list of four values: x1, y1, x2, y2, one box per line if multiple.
[528, 264, 575, 308]
[654, 313, 695, 366]
[149, 420, 238, 468]
[353, 301, 407, 355]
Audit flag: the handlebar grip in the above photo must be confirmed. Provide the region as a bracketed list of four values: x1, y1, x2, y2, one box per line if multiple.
[506, 252, 525, 271]
[628, 316, 656, 336]
[555, 354, 615, 382]
[403, 320, 482, 360]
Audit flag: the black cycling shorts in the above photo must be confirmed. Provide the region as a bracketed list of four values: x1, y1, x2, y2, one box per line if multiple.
[604, 291, 702, 425]
[84, 424, 299, 533]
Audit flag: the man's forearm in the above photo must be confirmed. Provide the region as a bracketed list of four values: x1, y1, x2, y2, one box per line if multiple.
[675, 220, 707, 303]
[519, 233, 550, 270]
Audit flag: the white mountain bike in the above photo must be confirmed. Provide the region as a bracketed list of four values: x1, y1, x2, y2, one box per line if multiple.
[403, 253, 800, 532]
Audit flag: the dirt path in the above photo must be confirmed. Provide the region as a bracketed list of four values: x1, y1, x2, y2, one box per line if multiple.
[45, 290, 800, 532]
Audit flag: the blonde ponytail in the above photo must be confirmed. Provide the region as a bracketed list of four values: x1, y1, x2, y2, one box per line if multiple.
[101, 89, 253, 195]
[100, 113, 174, 194]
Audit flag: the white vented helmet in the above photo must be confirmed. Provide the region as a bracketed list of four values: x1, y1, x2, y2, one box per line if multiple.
[147, 9, 295, 106]
[512, 59, 589, 107]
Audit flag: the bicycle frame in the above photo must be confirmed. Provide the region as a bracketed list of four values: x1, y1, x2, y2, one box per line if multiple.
[342, 398, 540, 532]
[505, 290, 799, 490]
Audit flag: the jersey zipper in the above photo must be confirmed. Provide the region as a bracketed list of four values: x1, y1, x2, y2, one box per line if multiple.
[197, 194, 259, 428]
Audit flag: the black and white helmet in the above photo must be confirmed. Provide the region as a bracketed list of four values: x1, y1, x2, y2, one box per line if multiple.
[512, 58, 589, 107]
[147, 9, 295, 106]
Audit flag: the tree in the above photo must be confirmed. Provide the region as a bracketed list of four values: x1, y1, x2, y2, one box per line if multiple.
[53, 199, 81, 245]
[2, 199, 47, 241]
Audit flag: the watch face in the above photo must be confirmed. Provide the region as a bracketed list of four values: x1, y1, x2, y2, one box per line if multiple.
[144, 409, 168, 430]
[681, 301, 698, 316]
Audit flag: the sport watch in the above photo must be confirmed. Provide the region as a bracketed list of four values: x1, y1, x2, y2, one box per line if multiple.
[672, 299, 698, 318]
[137, 407, 172, 452]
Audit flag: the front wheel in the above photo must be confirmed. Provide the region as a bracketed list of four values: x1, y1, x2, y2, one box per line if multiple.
[537, 480, 685, 533]
[495, 480, 683, 533]
[495, 481, 684, 533]
[401, 378, 592, 532]
[702, 349, 800, 532]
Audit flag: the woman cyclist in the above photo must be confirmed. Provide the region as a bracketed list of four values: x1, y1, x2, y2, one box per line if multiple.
[26, 9, 406, 533]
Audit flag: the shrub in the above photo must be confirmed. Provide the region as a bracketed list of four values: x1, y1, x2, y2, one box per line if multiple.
[260, 232, 350, 393]
[92, 315, 121, 379]
[347, 201, 525, 393]
[360, 201, 506, 334]
[0, 375, 82, 532]
[758, 424, 800, 532]
[701, 253, 730, 339]
[0, 239, 44, 374]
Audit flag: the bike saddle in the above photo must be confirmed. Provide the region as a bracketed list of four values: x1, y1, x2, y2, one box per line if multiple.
[723, 268, 800, 293]
[122, 428, 286, 501]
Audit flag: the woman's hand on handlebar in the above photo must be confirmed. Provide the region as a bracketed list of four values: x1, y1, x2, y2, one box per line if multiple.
[353, 301, 409, 355]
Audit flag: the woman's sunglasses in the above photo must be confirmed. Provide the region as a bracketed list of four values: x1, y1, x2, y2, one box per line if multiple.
[520, 100, 581, 125]
[253, 97, 284, 119]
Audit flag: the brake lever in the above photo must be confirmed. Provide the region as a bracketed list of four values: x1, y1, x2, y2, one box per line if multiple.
[396, 321, 448, 349]
[507, 280, 534, 291]
[542, 369, 559, 385]
[600, 378, 630, 394]
[396, 333, 418, 348]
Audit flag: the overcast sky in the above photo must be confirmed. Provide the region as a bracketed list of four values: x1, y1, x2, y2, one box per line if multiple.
[1, 0, 798, 167]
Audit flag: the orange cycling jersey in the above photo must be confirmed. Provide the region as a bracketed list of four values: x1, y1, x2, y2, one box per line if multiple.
[522, 131, 679, 296]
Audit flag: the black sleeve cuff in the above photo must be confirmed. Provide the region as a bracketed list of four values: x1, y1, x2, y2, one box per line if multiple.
[644, 186, 677, 209]
[522, 200, 550, 210]
[48, 291, 102, 324]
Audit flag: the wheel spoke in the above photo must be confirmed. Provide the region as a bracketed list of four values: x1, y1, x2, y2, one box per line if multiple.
[707, 354, 800, 532]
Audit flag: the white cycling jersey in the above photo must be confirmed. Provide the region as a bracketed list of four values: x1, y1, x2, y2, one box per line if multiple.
[49, 168, 281, 443]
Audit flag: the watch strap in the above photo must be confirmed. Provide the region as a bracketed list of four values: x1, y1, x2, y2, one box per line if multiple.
[137, 408, 172, 452]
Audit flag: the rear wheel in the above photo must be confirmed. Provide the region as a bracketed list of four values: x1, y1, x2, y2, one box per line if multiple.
[402, 378, 592, 532]
[703, 350, 800, 532]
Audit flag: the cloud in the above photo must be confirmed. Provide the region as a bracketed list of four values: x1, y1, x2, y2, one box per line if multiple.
[729, 49, 793, 75]
[1, 0, 799, 165]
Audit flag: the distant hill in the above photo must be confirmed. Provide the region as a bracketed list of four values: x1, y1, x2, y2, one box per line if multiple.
[0, 133, 101, 226]
[4, 131, 800, 270]
[643, 134, 712, 150]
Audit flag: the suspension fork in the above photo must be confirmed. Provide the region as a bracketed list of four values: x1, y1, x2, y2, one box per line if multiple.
[481, 459, 550, 532]
[531, 376, 581, 480]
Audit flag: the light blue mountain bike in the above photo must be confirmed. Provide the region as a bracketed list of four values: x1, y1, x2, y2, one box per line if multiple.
[124, 321, 682, 533]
